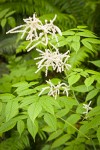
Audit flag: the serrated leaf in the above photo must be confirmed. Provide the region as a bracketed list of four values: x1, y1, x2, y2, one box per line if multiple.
[41, 99, 54, 115]
[97, 127, 100, 144]
[27, 118, 38, 140]
[71, 42, 80, 52]
[76, 31, 96, 38]
[0, 119, 16, 134]
[73, 35, 80, 42]
[82, 39, 93, 50]
[19, 95, 38, 108]
[56, 109, 69, 117]
[44, 113, 57, 131]
[84, 76, 94, 87]
[68, 74, 80, 85]
[66, 36, 73, 42]
[47, 129, 63, 141]
[85, 38, 100, 44]
[5, 100, 19, 121]
[17, 120, 25, 135]
[72, 85, 94, 92]
[12, 81, 29, 87]
[28, 101, 42, 122]
[42, 95, 60, 108]
[0, 93, 15, 101]
[62, 30, 75, 35]
[52, 134, 71, 148]
[86, 89, 99, 101]
[18, 89, 35, 96]
[65, 114, 80, 127]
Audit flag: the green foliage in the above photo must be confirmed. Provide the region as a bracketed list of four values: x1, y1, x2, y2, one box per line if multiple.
[0, 4, 100, 149]
[0, 131, 30, 150]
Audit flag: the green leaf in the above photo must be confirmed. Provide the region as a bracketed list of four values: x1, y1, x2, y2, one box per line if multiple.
[65, 114, 80, 126]
[28, 101, 42, 122]
[0, 93, 15, 101]
[27, 118, 38, 140]
[72, 85, 94, 92]
[17, 120, 25, 135]
[71, 42, 80, 52]
[73, 35, 80, 42]
[97, 127, 100, 144]
[76, 104, 85, 114]
[56, 109, 69, 117]
[44, 113, 57, 131]
[62, 30, 75, 35]
[51, 78, 61, 84]
[79, 115, 100, 136]
[76, 31, 96, 38]
[1, 18, 7, 28]
[86, 89, 99, 101]
[66, 36, 73, 42]
[0, 8, 10, 19]
[84, 76, 94, 87]
[68, 74, 80, 86]
[5, 100, 19, 121]
[7, 17, 16, 27]
[41, 98, 54, 115]
[18, 89, 36, 96]
[12, 81, 29, 87]
[84, 38, 100, 44]
[19, 95, 38, 108]
[47, 129, 63, 141]
[82, 39, 93, 50]
[87, 106, 100, 117]
[5, 10, 16, 18]
[51, 134, 71, 148]
[89, 60, 100, 67]
[0, 119, 16, 134]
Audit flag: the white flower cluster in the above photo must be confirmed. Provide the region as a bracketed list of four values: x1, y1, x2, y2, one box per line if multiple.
[6, 13, 71, 99]
[6, 14, 62, 52]
[83, 101, 92, 118]
[39, 79, 70, 99]
[34, 48, 71, 76]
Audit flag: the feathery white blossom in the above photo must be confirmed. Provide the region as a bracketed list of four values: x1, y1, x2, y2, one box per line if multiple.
[39, 79, 70, 99]
[34, 48, 71, 76]
[83, 101, 92, 118]
[6, 14, 62, 52]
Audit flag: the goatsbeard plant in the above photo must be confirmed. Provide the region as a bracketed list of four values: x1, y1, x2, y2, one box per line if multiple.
[6, 13, 71, 99]
[0, 13, 99, 149]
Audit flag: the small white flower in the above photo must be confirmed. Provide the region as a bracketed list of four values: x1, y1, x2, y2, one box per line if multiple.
[39, 79, 70, 99]
[6, 14, 62, 52]
[34, 48, 71, 76]
[6, 14, 42, 40]
[83, 101, 92, 118]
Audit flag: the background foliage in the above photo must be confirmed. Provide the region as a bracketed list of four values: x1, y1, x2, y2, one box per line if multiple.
[0, 0, 100, 150]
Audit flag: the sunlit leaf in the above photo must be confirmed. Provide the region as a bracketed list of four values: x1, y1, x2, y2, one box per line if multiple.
[17, 120, 25, 135]
[28, 101, 42, 122]
[44, 113, 57, 131]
